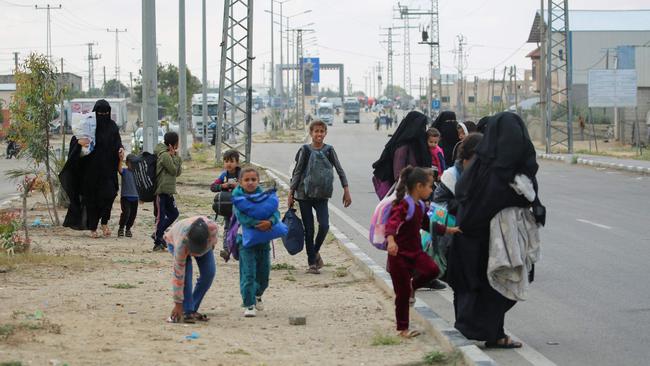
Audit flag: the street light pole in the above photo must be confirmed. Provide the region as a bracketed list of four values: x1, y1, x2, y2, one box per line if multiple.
[201, 0, 208, 145]
[142, 0, 158, 153]
[179, 0, 188, 159]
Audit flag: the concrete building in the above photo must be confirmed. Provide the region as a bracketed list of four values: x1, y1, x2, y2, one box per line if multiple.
[0, 72, 83, 93]
[526, 9, 650, 141]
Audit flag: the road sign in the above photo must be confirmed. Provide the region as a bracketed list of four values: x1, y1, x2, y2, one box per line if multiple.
[588, 69, 637, 107]
[301, 57, 320, 83]
[431, 99, 441, 110]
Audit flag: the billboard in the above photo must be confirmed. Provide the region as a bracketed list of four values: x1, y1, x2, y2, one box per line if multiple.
[301, 57, 320, 83]
[588, 69, 637, 108]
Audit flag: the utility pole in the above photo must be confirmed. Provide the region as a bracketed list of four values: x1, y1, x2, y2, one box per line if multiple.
[216, 0, 254, 162]
[454, 34, 467, 120]
[395, 3, 420, 98]
[296, 29, 304, 128]
[270, 0, 275, 97]
[499, 66, 507, 112]
[411, 0, 440, 117]
[35, 4, 62, 63]
[201, 0, 208, 144]
[490, 68, 496, 114]
[107, 28, 127, 98]
[59, 58, 66, 156]
[377, 61, 383, 97]
[380, 26, 399, 100]
[103, 66, 106, 89]
[86, 43, 100, 91]
[142, 0, 158, 153]
[473, 76, 479, 119]
[13, 52, 19, 73]
[179, 0, 189, 159]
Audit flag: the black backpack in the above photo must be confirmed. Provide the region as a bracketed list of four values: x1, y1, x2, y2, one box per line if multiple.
[130, 152, 157, 202]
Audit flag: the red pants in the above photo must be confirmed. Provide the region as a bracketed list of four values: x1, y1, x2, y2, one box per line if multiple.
[388, 251, 439, 330]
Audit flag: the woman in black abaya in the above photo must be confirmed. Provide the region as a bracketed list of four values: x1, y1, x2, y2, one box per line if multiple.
[371, 111, 431, 198]
[447, 112, 543, 348]
[431, 111, 459, 167]
[60, 99, 124, 238]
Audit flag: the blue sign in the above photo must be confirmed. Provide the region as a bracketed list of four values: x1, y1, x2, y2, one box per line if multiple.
[431, 99, 441, 110]
[301, 57, 320, 83]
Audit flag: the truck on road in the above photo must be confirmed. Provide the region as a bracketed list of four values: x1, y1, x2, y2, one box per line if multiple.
[343, 97, 360, 124]
[316, 102, 334, 126]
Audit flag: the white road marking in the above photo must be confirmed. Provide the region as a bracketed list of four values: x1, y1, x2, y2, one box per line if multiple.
[262, 164, 557, 366]
[576, 219, 612, 230]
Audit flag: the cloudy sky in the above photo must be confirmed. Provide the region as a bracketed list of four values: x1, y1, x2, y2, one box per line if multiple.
[1, 0, 648, 95]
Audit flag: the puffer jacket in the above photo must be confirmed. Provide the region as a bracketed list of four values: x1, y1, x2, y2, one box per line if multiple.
[154, 142, 182, 195]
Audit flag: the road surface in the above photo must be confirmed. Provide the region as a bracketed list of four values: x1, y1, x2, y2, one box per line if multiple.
[251, 111, 650, 366]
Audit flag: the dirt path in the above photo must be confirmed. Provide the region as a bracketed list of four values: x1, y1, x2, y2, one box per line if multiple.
[0, 157, 452, 366]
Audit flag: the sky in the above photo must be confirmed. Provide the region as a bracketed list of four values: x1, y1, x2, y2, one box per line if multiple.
[1, 0, 648, 96]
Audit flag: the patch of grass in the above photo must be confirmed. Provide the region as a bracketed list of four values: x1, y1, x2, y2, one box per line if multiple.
[422, 350, 461, 365]
[283, 274, 296, 282]
[225, 348, 250, 356]
[334, 266, 348, 278]
[0, 254, 87, 271]
[571, 155, 579, 164]
[11, 310, 25, 320]
[0, 324, 16, 338]
[112, 258, 159, 266]
[108, 283, 137, 289]
[0, 361, 22, 366]
[371, 333, 402, 346]
[271, 263, 296, 271]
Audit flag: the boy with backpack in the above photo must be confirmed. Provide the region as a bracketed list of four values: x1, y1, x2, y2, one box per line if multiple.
[153, 132, 183, 251]
[210, 149, 242, 262]
[289, 120, 352, 274]
[117, 154, 139, 238]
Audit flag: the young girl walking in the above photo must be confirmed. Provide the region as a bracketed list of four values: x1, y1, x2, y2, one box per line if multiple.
[232, 167, 285, 317]
[385, 166, 460, 338]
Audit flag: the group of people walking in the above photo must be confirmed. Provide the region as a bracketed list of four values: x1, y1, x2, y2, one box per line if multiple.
[58, 99, 544, 350]
[373, 110, 545, 347]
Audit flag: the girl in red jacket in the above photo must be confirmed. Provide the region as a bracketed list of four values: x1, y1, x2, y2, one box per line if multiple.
[386, 166, 460, 338]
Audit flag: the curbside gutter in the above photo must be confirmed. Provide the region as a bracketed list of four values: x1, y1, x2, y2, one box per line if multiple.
[537, 153, 650, 175]
[262, 166, 497, 366]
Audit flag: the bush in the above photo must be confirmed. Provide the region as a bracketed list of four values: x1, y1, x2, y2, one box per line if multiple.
[0, 211, 29, 254]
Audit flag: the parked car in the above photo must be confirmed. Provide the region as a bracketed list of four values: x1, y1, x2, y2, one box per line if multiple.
[131, 127, 165, 151]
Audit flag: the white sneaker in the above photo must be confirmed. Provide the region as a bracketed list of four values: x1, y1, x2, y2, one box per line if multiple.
[244, 306, 256, 317]
[255, 297, 264, 311]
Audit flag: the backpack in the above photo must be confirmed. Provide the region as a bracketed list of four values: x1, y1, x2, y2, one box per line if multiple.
[225, 213, 240, 261]
[296, 144, 335, 199]
[212, 191, 233, 217]
[369, 190, 422, 250]
[130, 152, 157, 202]
[425, 202, 455, 279]
[281, 208, 304, 255]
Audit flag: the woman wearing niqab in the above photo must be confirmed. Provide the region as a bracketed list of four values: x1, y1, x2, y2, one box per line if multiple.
[431, 111, 459, 167]
[372, 111, 431, 198]
[59, 99, 123, 237]
[447, 112, 541, 348]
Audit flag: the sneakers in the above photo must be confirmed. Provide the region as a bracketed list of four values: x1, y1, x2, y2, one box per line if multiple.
[117, 228, 125, 237]
[255, 297, 264, 311]
[244, 306, 256, 317]
[125, 229, 133, 238]
[152, 241, 167, 252]
[306, 265, 320, 274]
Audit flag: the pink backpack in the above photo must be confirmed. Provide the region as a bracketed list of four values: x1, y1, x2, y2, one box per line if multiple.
[369, 186, 422, 250]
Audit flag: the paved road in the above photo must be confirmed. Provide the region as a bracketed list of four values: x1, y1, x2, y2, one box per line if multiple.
[0, 157, 28, 206]
[252, 111, 650, 366]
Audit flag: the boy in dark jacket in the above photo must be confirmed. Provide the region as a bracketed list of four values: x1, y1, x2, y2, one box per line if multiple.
[210, 149, 242, 261]
[153, 132, 183, 251]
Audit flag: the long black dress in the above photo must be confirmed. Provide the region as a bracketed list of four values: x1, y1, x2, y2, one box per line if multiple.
[60, 100, 122, 231]
[447, 112, 540, 343]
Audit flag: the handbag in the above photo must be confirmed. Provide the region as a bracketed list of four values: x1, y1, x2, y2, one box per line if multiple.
[281, 208, 305, 255]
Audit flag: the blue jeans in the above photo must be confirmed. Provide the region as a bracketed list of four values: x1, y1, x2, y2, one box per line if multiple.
[169, 245, 216, 314]
[155, 194, 179, 243]
[298, 199, 329, 266]
[239, 242, 270, 307]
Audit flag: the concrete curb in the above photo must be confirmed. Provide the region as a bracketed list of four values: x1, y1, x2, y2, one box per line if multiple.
[537, 153, 650, 175]
[262, 167, 497, 366]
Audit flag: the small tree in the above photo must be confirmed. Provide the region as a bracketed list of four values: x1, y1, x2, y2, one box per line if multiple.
[8, 53, 61, 226]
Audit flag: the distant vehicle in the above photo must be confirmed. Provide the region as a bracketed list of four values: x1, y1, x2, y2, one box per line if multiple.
[331, 98, 343, 108]
[316, 102, 334, 126]
[343, 97, 360, 124]
[191, 93, 219, 139]
[132, 126, 165, 151]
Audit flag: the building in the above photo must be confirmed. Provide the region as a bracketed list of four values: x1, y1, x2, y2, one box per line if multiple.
[0, 72, 83, 93]
[526, 9, 650, 133]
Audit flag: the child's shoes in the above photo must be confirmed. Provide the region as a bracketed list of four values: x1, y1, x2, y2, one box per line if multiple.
[244, 306, 256, 317]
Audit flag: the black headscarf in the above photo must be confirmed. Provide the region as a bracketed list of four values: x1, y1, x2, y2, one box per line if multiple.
[476, 116, 490, 134]
[372, 111, 431, 182]
[455, 112, 539, 233]
[431, 111, 459, 167]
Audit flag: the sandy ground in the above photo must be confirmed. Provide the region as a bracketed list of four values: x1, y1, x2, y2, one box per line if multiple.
[0, 156, 453, 366]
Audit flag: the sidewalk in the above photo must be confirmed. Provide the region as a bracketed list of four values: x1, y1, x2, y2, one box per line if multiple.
[537, 151, 650, 174]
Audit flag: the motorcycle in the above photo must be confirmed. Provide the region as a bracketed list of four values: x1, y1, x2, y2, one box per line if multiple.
[6, 140, 19, 159]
